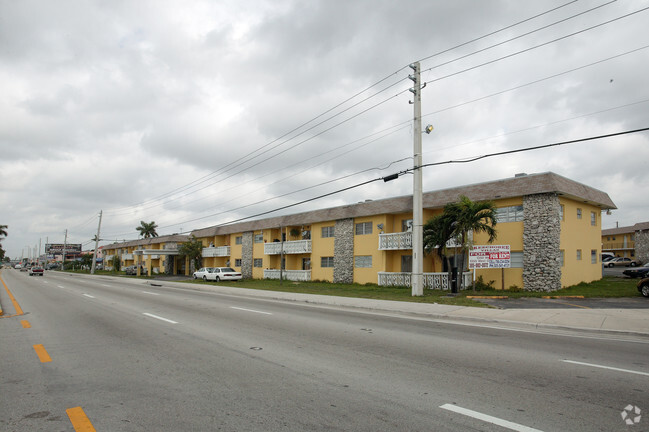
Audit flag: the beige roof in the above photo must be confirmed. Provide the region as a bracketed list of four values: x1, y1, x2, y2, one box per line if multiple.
[102, 234, 189, 251]
[602, 221, 649, 236]
[192, 172, 616, 238]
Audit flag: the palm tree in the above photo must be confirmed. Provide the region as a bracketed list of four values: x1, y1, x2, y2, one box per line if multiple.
[423, 195, 498, 292]
[0, 224, 7, 238]
[136, 221, 159, 238]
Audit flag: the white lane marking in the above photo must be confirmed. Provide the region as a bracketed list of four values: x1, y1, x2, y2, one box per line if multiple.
[142, 291, 160, 296]
[143, 313, 178, 324]
[562, 360, 649, 377]
[439, 404, 543, 432]
[57, 285, 65, 289]
[102, 284, 111, 287]
[230, 306, 272, 315]
[83, 294, 95, 299]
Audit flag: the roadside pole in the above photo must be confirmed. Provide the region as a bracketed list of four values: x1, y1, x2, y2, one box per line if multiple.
[91, 210, 103, 275]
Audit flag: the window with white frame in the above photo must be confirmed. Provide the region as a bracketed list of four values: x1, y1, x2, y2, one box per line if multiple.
[495, 205, 524, 222]
[234, 259, 242, 267]
[254, 233, 263, 243]
[559, 205, 564, 221]
[355, 256, 372, 268]
[253, 258, 263, 268]
[321, 256, 334, 268]
[510, 252, 523, 268]
[576, 249, 582, 260]
[235, 236, 243, 245]
[591, 211, 596, 226]
[321, 226, 335, 238]
[560, 250, 564, 267]
[577, 208, 582, 219]
[355, 222, 372, 235]
[591, 250, 597, 264]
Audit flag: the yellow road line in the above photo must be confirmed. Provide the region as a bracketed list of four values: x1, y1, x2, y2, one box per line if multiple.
[21, 320, 31, 328]
[66, 406, 97, 432]
[558, 301, 591, 309]
[33, 344, 52, 363]
[0, 275, 24, 317]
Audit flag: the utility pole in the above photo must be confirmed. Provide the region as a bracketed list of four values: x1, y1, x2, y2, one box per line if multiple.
[91, 210, 103, 275]
[409, 62, 424, 296]
[62, 229, 68, 270]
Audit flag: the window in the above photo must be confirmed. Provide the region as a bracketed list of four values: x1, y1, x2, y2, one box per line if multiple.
[576, 249, 582, 261]
[321, 256, 334, 268]
[402, 219, 413, 232]
[355, 256, 372, 268]
[234, 258, 242, 267]
[560, 250, 564, 267]
[401, 255, 412, 272]
[510, 252, 523, 268]
[253, 258, 263, 268]
[559, 205, 564, 221]
[495, 205, 524, 222]
[235, 236, 243, 245]
[577, 208, 582, 219]
[355, 222, 372, 235]
[254, 234, 263, 243]
[321, 226, 335, 238]
[302, 258, 311, 270]
[591, 250, 597, 264]
[591, 212, 596, 226]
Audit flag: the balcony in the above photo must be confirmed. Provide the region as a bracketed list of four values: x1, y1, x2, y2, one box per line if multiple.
[123, 253, 134, 260]
[379, 232, 412, 250]
[202, 246, 231, 258]
[264, 269, 311, 282]
[378, 271, 472, 290]
[264, 240, 312, 255]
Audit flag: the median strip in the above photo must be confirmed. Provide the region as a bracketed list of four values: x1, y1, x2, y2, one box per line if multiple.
[66, 406, 96, 432]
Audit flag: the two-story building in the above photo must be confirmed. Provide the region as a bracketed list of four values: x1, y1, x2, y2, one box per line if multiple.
[602, 221, 649, 263]
[101, 234, 190, 275]
[189, 172, 615, 291]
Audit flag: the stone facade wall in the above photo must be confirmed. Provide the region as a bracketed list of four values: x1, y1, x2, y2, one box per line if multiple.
[635, 230, 649, 264]
[241, 231, 254, 279]
[522, 193, 562, 292]
[334, 218, 354, 284]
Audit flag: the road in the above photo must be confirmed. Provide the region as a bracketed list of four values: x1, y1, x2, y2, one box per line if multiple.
[1, 269, 648, 431]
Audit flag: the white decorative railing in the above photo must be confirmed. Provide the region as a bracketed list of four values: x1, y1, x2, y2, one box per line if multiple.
[202, 246, 231, 257]
[378, 271, 472, 290]
[264, 269, 311, 281]
[150, 255, 160, 259]
[105, 254, 115, 261]
[379, 232, 413, 250]
[123, 253, 134, 260]
[264, 240, 312, 255]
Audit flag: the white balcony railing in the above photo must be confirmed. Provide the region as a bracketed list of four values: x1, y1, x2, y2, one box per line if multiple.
[378, 271, 472, 290]
[264, 240, 312, 255]
[123, 253, 134, 260]
[264, 269, 311, 281]
[379, 232, 412, 250]
[202, 246, 231, 258]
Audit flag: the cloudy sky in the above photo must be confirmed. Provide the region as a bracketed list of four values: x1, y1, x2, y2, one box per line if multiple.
[1, 0, 648, 259]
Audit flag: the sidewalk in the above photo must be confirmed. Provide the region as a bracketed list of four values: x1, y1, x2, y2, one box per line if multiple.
[149, 278, 649, 338]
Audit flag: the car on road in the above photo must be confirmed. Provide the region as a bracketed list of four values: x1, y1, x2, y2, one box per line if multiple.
[209, 267, 242, 282]
[46, 263, 60, 270]
[124, 265, 148, 275]
[192, 267, 215, 280]
[605, 257, 640, 268]
[638, 277, 649, 298]
[623, 262, 649, 278]
[28, 266, 44, 276]
[14, 264, 22, 269]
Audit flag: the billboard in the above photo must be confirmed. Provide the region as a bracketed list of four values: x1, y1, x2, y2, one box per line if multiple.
[469, 245, 511, 269]
[45, 243, 82, 254]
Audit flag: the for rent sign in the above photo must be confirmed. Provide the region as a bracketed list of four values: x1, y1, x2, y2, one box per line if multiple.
[469, 245, 511, 269]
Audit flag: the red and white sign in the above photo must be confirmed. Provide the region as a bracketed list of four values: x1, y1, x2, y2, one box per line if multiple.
[469, 245, 511, 269]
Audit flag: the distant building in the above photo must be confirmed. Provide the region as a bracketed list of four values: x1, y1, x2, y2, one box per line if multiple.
[602, 222, 649, 263]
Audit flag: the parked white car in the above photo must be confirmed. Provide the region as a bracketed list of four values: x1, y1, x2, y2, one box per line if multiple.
[208, 267, 242, 282]
[193, 267, 215, 280]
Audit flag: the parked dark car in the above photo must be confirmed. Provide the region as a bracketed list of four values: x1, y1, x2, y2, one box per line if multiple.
[124, 265, 148, 276]
[638, 277, 649, 298]
[46, 263, 60, 270]
[623, 263, 649, 278]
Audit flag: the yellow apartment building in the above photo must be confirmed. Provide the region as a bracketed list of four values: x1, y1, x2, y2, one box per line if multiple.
[101, 234, 190, 276]
[602, 221, 649, 262]
[190, 172, 616, 291]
